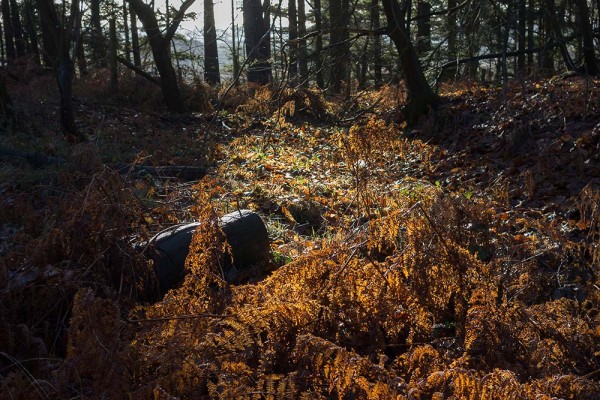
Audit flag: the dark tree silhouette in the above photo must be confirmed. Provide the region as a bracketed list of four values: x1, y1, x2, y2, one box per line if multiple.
[127, 0, 196, 112]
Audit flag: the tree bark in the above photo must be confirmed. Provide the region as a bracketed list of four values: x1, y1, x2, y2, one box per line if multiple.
[297, 0, 308, 86]
[204, 0, 220, 84]
[328, 0, 349, 94]
[381, 0, 437, 123]
[2, 0, 16, 62]
[90, 0, 107, 67]
[36, 0, 81, 138]
[416, 1, 431, 56]
[243, 0, 271, 83]
[23, 0, 40, 63]
[127, 0, 196, 112]
[288, 0, 298, 85]
[371, 0, 382, 86]
[123, 0, 131, 63]
[109, 18, 118, 92]
[517, 0, 526, 73]
[314, 0, 324, 88]
[574, 0, 598, 75]
[130, 5, 141, 67]
[9, 0, 25, 56]
[543, 0, 576, 71]
[231, 0, 240, 81]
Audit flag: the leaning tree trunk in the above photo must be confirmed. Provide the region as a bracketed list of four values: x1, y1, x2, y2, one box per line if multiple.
[381, 0, 437, 124]
[543, 0, 576, 71]
[127, 0, 195, 112]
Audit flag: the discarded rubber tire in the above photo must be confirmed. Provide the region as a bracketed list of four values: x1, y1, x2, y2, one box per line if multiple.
[146, 210, 270, 294]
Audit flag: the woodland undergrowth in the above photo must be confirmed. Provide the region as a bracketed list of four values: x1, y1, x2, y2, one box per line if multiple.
[0, 72, 599, 399]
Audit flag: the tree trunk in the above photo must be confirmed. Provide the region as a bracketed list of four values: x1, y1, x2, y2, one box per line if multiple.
[574, 0, 598, 75]
[465, 2, 480, 78]
[2, 0, 15, 62]
[109, 18, 118, 92]
[517, 0, 526, 73]
[130, 5, 141, 67]
[444, 0, 458, 80]
[371, 0, 382, 87]
[328, 0, 349, 94]
[416, 1, 431, 56]
[297, 0, 308, 86]
[90, 0, 106, 67]
[381, 0, 437, 123]
[231, 0, 240, 81]
[127, 0, 195, 112]
[76, 38, 88, 75]
[288, 0, 298, 85]
[23, 0, 39, 63]
[9, 0, 25, 56]
[204, 0, 220, 84]
[123, 0, 131, 63]
[527, 0, 534, 69]
[314, 0, 324, 88]
[243, 0, 271, 84]
[543, 0, 576, 72]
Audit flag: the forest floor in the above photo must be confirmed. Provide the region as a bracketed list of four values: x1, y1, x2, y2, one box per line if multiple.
[1, 68, 599, 399]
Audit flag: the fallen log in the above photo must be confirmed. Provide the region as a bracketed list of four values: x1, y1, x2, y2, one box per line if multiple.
[144, 210, 271, 294]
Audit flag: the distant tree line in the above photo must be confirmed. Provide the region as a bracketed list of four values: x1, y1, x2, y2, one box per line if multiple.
[1, 0, 599, 134]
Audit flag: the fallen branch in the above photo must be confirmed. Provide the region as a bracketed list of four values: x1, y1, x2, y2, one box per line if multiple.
[117, 56, 160, 85]
[115, 163, 206, 180]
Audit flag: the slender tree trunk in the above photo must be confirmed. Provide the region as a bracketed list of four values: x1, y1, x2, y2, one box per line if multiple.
[123, 0, 131, 63]
[517, 0, 526, 73]
[371, 0, 382, 87]
[297, 0, 307, 86]
[381, 0, 436, 123]
[130, 6, 141, 67]
[314, 0, 324, 88]
[527, 0, 534, 69]
[231, 0, 240, 81]
[574, 0, 598, 75]
[9, 0, 24, 56]
[288, 0, 297, 85]
[204, 0, 220, 84]
[109, 18, 118, 91]
[23, 0, 39, 63]
[243, 0, 271, 83]
[465, 2, 480, 78]
[76, 37, 88, 75]
[2, 0, 15, 62]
